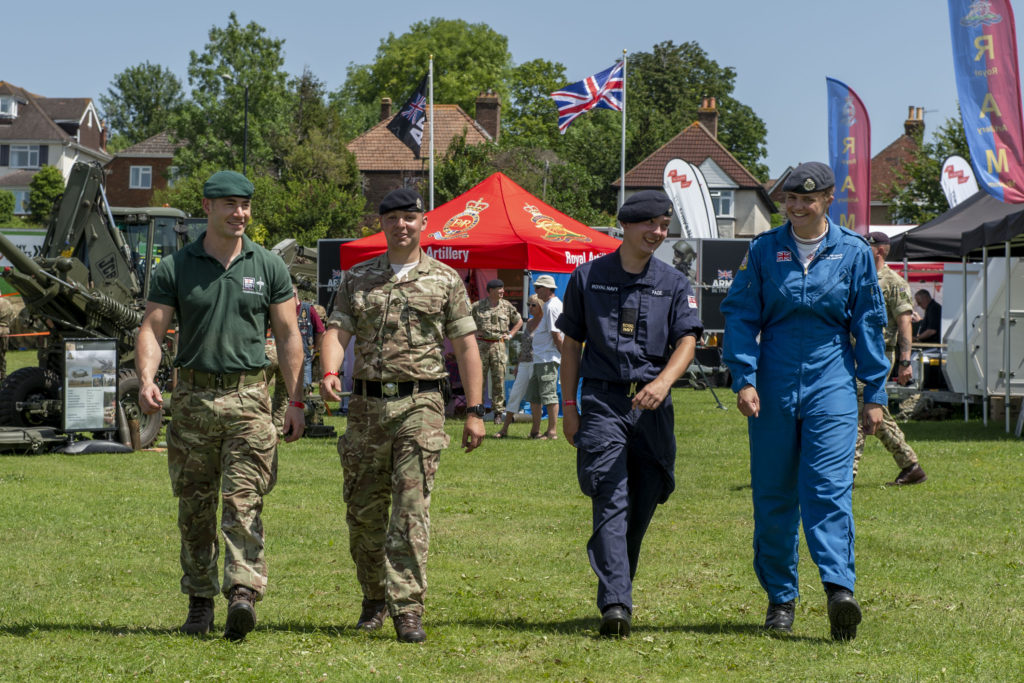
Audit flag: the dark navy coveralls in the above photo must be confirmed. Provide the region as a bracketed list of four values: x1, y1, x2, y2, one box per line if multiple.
[720, 219, 889, 603]
[558, 250, 703, 612]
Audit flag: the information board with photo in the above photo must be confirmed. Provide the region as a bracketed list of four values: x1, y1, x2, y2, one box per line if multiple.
[63, 338, 118, 433]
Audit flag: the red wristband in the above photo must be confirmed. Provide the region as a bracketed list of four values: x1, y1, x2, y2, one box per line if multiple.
[289, 400, 305, 409]
[322, 371, 339, 379]
[563, 399, 576, 406]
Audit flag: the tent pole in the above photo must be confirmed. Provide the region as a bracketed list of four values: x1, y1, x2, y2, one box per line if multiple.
[963, 255, 969, 422]
[1005, 242, 1012, 433]
[982, 246, 989, 426]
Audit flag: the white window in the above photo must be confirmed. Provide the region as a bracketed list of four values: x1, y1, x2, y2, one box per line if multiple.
[13, 190, 30, 215]
[710, 189, 734, 218]
[130, 166, 152, 189]
[167, 166, 180, 188]
[10, 145, 39, 169]
[0, 97, 15, 117]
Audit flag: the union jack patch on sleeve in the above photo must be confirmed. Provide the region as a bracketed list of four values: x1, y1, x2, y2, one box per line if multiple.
[687, 295, 698, 308]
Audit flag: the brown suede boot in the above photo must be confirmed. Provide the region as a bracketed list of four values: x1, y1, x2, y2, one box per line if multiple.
[393, 612, 426, 643]
[223, 585, 257, 642]
[356, 599, 388, 632]
[180, 596, 214, 635]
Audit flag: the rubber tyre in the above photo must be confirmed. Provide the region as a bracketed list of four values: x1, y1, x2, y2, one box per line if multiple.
[117, 369, 163, 449]
[0, 367, 62, 428]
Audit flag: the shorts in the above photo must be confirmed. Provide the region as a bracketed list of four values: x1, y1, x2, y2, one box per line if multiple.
[525, 360, 559, 405]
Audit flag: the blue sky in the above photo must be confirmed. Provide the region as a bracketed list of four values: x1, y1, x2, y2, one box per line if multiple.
[7, 0, 1008, 178]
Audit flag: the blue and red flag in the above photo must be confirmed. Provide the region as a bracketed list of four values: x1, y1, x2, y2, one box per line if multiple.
[387, 75, 428, 155]
[948, 0, 1024, 202]
[826, 77, 871, 234]
[550, 61, 624, 134]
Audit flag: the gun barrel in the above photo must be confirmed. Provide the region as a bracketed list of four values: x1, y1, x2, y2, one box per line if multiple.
[0, 231, 47, 286]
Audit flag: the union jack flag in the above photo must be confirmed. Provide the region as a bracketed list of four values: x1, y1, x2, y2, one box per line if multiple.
[717, 269, 733, 279]
[550, 61, 624, 134]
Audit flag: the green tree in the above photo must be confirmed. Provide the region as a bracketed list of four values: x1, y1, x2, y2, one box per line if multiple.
[335, 18, 512, 122]
[99, 62, 184, 146]
[887, 112, 970, 224]
[170, 12, 292, 176]
[28, 166, 65, 224]
[0, 190, 14, 223]
[503, 58, 566, 149]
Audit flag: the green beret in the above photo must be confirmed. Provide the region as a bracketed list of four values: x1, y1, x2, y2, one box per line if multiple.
[203, 170, 254, 199]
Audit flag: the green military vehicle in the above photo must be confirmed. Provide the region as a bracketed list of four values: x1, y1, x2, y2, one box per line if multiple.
[0, 162, 190, 452]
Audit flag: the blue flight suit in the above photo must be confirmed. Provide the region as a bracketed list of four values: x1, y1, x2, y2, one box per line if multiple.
[558, 250, 703, 613]
[720, 219, 888, 604]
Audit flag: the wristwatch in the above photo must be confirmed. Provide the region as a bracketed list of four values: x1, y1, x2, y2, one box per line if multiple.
[467, 404, 487, 418]
[898, 360, 912, 368]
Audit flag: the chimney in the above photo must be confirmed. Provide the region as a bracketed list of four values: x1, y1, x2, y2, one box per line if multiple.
[904, 105, 925, 138]
[698, 96, 718, 139]
[475, 90, 501, 143]
[380, 97, 392, 122]
[100, 119, 108, 152]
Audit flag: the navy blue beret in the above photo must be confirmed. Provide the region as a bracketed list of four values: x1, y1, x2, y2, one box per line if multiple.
[379, 188, 425, 214]
[782, 162, 835, 194]
[618, 190, 673, 223]
[486, 279, 504, 289]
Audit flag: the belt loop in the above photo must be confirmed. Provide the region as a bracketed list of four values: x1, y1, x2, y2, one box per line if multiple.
[628, 381, 638, 397]
[236, 372, 245, 391]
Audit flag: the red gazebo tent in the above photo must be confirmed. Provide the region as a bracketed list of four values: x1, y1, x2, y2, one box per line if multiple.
[339, 172, 621, 272]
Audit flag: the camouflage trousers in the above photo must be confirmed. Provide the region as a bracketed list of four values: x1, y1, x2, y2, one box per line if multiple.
[854, 379, 918, 476]
[478, 340, 508, 413]
[337, 390, 450, 616]
[167, 377, 278, 600]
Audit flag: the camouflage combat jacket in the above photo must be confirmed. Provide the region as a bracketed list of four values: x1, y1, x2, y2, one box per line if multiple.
[329, 250, 476, 381]
[471, 297, 522, 340]
[878, 263, 914, 350]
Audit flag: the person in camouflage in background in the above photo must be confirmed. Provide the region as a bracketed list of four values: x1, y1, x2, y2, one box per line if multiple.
[855, 233, 927, 486]
[137, 170, 306, 641]
[0, 296, 15, 382]
[471, 279, 523, 423]
[320, 188, 484, 644]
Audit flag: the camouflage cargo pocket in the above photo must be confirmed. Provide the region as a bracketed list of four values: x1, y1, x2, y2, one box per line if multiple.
[337, 434, 359, 503]
[413, 395, 448, 495]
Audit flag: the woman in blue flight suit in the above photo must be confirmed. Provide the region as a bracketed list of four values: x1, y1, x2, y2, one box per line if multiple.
[721, 162, 889, 641]
[559, 191, 702, 638]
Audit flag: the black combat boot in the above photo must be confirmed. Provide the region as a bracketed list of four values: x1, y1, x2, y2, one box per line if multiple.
[825, 583, 862, 641]
[223, 585, 257, 642]
[180, 595, 214, 635]
[763, 600, 795, 633]
[356, 598, 388, 632]
[393, 612, 426, 643]
[599, 604, 631, 638]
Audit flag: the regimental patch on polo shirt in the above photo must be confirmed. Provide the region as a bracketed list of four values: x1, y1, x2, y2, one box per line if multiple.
[242, 276, 266, 295]
[777, 251, 792, 262]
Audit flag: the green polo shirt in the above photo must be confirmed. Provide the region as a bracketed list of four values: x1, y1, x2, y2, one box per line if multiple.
[148, 232, 292, 373]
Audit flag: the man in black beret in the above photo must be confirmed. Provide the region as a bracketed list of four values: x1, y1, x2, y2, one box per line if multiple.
[137, 169, 306, 640]
[558, 189, 702, 637]
[320, 187, 484, 643]
[471, 278, 523, 424]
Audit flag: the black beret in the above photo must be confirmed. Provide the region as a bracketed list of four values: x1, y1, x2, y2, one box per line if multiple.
[486, 279, 504, 289]
[782, 162, 835, 194]
[203, 170, 254, 199]
[379, 188, 425, 215]
[867, 231, 890, 246]
[617, 190, 673, 223]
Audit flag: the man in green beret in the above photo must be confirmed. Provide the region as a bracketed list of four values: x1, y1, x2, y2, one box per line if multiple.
[136, 169, 306, 641]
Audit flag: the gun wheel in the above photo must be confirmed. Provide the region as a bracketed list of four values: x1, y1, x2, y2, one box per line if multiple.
[0, 367, 62, 428]
[117, 369, 162, 449]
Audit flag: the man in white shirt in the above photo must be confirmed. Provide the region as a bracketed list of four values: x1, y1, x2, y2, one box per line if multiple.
[526, 275, 564, 439]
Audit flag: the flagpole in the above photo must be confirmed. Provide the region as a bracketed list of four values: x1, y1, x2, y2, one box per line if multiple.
[429, 55, 435, 210]
[619, 49, 627, 211]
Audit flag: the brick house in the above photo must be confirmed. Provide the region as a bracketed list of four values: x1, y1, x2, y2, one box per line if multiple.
[0, 81, 110, 214]
[615, 97, 776, 238]
[347, 92, 500, 211]
[104, 131, 182, 206]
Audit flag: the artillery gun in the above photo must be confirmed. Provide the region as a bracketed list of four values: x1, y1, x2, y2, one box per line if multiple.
[0, 162, 188, 451]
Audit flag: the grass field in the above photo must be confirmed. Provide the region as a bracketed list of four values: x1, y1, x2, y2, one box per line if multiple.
[0, 350, 1022, 681]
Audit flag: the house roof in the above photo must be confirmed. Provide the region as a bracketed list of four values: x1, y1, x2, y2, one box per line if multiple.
[0, 81, 103, 152]
[871, 134, 918, 199]
[0, 169, 36, 188]
[616, 121, 775, 210]
[347, 104, 492, 172]
[116, 131, 180, 157]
